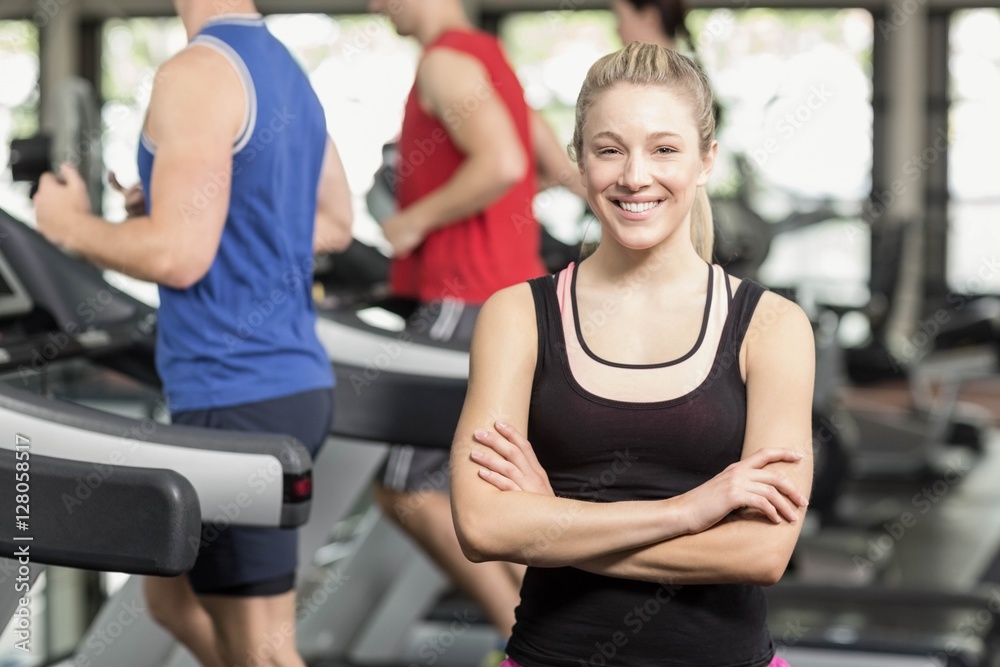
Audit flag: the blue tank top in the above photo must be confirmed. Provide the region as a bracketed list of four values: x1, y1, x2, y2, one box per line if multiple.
[138, 14, 333, 412]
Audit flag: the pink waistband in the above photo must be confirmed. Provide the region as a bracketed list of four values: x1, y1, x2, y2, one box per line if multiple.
[500, 658, 790, 667]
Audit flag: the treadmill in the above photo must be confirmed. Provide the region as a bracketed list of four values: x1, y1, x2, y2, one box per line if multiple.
[0, 206, 474, 667]
[0, 208, 314, 666]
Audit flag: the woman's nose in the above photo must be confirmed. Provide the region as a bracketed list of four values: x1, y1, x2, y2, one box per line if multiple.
[618, 154, 653, 191]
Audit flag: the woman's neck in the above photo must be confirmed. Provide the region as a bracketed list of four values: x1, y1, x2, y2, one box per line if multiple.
[583, 233, 706, 291]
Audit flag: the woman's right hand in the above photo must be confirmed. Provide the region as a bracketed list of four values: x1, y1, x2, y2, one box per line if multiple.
[678, 449, 809, 535]
[471, 421, 554, 497]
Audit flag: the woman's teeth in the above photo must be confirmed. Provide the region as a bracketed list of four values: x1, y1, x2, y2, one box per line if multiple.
[617, 200, 659, 213]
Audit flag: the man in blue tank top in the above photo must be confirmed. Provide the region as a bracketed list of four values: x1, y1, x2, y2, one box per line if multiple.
[32, 1, 352, 665]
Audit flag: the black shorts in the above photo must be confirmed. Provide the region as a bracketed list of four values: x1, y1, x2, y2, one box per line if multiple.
[377, 300, 480, 494]
[171, 387, 333, 597]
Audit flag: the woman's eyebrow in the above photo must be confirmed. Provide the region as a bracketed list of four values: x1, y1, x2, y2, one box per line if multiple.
[592, 131, 624, 143]
[590, 130, 685, 142]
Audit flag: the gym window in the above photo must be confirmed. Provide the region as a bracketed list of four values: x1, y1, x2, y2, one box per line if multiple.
[0, 20, 39, 223]
[947, 8, 1000, 295]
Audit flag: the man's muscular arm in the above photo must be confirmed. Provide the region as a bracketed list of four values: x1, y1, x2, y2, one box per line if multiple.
[33, 45, 242, 288]
[381, 48, 527, 256]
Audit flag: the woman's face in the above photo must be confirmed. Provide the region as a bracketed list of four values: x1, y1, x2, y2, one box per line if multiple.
[579, 83, 715, 253]
[612, 0, 666, 47]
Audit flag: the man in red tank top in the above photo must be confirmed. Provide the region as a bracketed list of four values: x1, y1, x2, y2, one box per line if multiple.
[368, 0, 584, 660]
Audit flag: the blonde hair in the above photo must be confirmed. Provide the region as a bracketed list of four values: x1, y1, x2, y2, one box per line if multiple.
[571, 42, 716, 261]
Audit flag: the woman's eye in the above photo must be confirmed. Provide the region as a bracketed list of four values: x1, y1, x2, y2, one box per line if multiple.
[656, 147, 676, 155]
[597, 147, 620, 156]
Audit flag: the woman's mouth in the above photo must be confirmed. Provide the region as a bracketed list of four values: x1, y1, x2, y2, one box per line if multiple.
[613, 199, 664, 218]
[615, 200, 661, 213]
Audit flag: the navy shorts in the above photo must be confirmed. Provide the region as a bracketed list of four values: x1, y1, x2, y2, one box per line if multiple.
[171, 387, 333, 596]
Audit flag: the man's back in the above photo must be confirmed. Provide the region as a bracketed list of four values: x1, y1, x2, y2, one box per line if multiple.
[390, 28, 545, 305]
[138, 15, 333, 412]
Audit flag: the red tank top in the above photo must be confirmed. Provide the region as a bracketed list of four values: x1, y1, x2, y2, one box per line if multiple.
[390, 29, 545, 304]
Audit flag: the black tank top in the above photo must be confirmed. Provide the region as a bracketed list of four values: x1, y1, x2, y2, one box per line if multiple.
[505, 263, 773, 667]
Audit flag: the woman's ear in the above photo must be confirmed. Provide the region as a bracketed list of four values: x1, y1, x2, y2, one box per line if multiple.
[696, 140, 718, 187]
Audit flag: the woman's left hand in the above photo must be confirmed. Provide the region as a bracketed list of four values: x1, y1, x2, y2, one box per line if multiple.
[471, 421, 554, 496]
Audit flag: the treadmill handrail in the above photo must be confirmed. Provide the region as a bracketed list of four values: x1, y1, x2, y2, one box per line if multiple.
[0, 384, 311, 527]
[0, 384, 310, 469]
[317, 311, 469, 379]
[0, 449, 200, 576]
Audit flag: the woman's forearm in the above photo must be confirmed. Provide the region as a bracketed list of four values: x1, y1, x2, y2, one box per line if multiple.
[453, 487, 692, 567]
[572, 513, 803, 586]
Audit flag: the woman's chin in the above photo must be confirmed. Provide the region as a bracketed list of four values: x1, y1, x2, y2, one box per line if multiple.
[603, 228, 668, 252]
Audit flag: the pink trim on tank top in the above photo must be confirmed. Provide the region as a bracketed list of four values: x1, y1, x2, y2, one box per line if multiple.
[499, 658, 790, 667]
[556, 263, 572, 318]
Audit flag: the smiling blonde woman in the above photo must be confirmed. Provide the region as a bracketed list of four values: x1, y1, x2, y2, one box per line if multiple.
[449, 42, 813, 667]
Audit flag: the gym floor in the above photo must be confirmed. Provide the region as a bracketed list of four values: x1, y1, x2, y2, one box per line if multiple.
[796, 378, 1000, 591]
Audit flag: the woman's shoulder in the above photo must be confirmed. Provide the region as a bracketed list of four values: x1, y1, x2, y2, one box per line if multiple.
[477, 281, 540, 339]
[472, 282, 540, 366]
[743, 285, 814, 359]
[716, 268, 812, 352]
[482, 281, 537, 315]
